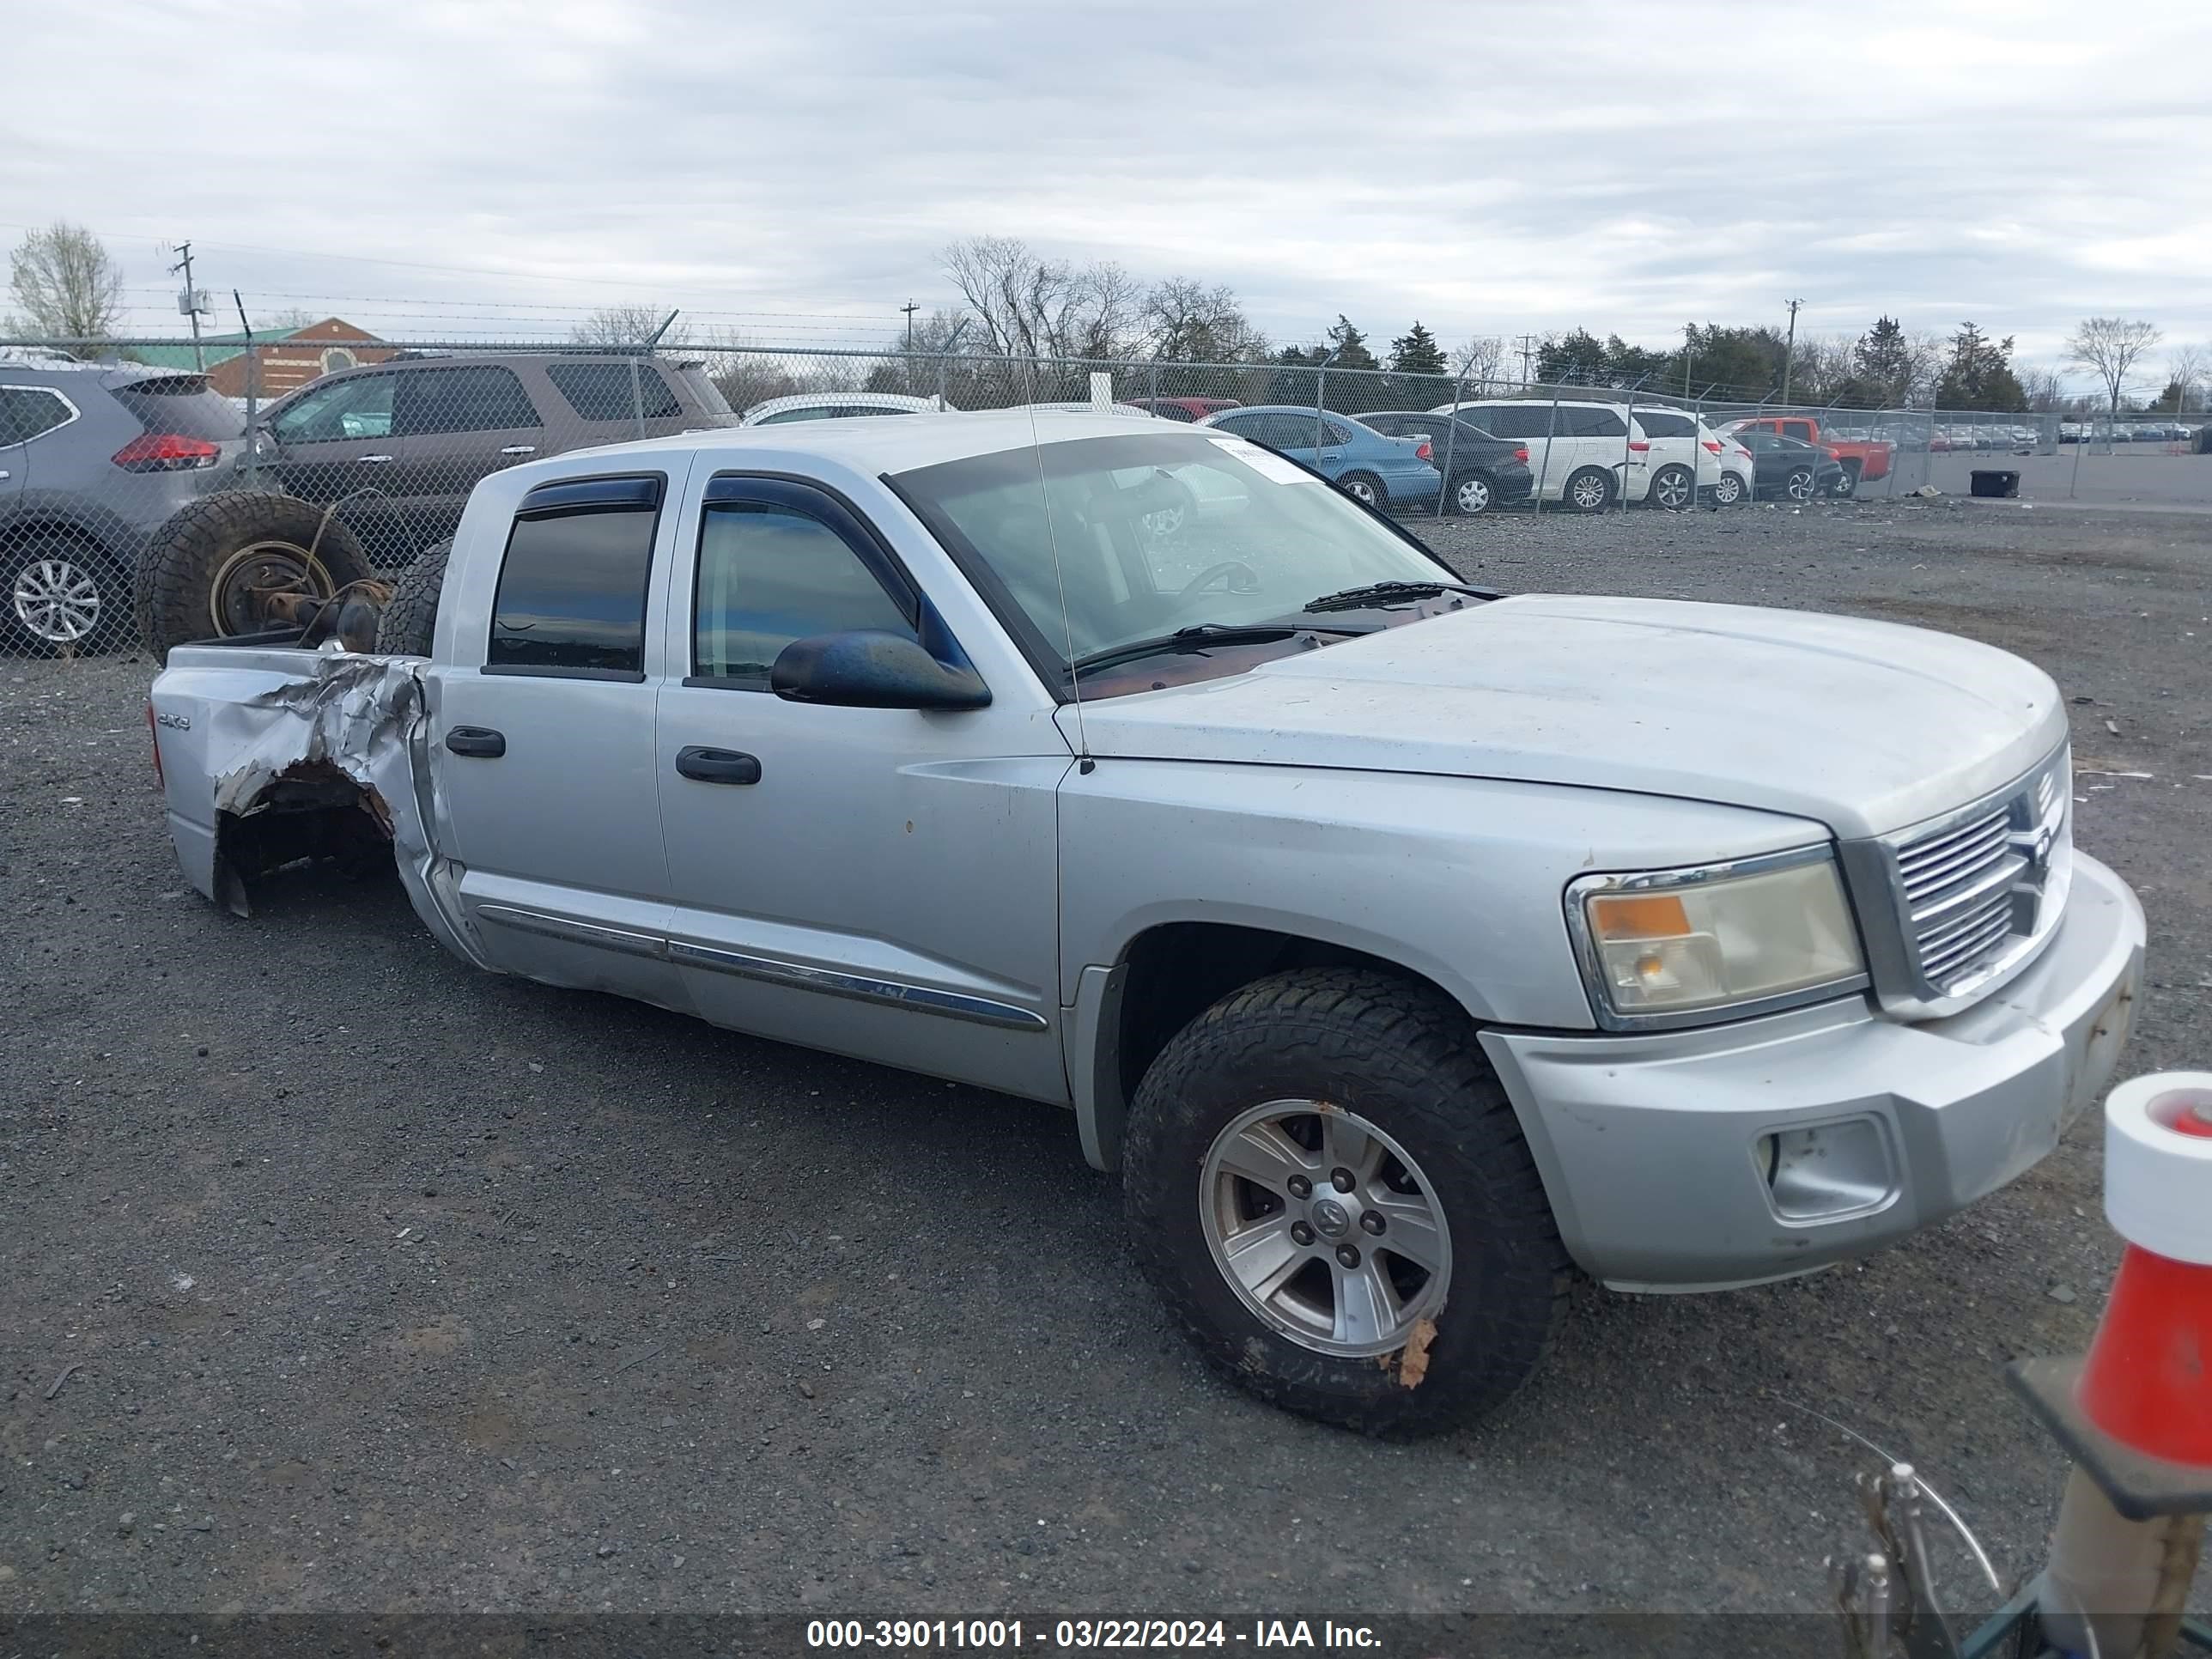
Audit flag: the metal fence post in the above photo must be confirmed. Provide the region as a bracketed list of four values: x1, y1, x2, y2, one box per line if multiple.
[234, 290, 258, 483]
[1534, 390, 1562, 519]
[1434, 359, 1471, 520]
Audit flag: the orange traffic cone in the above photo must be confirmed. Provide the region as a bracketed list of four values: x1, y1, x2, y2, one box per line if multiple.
[2076, 1079, 2212, 1468]
[2033, 1073, 2212, 1659]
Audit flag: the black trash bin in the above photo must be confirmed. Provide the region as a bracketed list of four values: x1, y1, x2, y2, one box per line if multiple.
[1970, 469, 2021, 498]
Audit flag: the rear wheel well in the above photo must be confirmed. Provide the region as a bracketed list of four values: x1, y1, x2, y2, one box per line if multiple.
[1114, 922, 1468, 1110]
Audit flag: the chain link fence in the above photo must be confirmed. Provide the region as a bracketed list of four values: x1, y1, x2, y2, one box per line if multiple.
[1, 327, 2201, 653]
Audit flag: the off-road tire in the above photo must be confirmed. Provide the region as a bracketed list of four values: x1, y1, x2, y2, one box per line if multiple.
[1562, 466, 1615, 513]
[375, 537, 452, 657]
[137, 490, 373, 664]
[1123, 967, 1571, 1437]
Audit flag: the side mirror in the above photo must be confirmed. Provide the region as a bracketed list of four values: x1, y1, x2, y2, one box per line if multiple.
[770, 629, 990, 711]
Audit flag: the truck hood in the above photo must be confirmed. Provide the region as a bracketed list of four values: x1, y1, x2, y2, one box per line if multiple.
[1061, 595, 2065, 838]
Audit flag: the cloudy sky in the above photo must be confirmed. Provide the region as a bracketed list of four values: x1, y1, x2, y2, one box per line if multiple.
[4, 0, 2208, 383]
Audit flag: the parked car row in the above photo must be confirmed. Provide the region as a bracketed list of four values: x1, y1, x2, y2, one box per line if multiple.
[2059, 421, 2197, 444]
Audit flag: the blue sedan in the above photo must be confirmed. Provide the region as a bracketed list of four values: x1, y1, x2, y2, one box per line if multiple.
[1199, 406, 1441, 511]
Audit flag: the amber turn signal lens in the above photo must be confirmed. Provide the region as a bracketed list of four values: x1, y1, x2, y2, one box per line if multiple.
[1589, 893, 1692, 941]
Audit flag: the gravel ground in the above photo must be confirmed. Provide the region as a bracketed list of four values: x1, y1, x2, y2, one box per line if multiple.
[3, 495, 2208, 1625]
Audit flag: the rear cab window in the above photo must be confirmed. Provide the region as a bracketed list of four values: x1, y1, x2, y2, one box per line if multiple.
[486, 475, 665, 681]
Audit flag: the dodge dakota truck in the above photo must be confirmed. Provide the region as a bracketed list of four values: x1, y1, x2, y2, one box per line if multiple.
[148, 412, 2145, 1436]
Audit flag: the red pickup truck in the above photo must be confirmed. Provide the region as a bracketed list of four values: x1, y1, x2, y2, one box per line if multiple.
[1721, 416, 1893, 495]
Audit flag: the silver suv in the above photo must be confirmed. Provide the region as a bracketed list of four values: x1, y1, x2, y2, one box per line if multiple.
[1, 357, 246, 651]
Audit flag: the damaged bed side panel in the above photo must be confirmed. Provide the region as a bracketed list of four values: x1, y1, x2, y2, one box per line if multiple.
[149, 647, 491, 969]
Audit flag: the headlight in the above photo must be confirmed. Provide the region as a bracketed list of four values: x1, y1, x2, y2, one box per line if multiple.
[1568, 849, 1865, 1026]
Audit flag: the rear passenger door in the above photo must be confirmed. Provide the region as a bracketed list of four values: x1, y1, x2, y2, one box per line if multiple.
[1468, 404, 1560, 496]
[391, 365, 547, 557]
[423, 469, 690, 1012]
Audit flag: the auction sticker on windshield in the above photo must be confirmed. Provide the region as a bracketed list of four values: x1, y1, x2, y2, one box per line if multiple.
[1206, 436, 1321, 484]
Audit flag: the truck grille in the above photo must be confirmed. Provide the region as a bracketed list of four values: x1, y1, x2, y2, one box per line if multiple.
[1887, 751, 2070, 1000]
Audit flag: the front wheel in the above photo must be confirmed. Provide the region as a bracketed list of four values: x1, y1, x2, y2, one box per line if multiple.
[1648, 465, 1694, 512]
[1711, 471, 1745, 506]
[1784, 467, 1819, 502]
[1123, 968, 1570, 1436]
[1337, 471, 1387, 510]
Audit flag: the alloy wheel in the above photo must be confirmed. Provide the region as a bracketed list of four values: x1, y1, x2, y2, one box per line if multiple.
[11, 556, 102, 645]
[1200, 1099, 1451, 1358]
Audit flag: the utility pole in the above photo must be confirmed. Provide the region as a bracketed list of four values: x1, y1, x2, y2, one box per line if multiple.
[1780, 297, 1803, 407]
[901, 300, 920, 352]
[169, 241, 207, 372]
[1516, 333, 1539, 386]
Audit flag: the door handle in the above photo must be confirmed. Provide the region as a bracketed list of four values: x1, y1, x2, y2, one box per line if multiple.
[500, 444, 538, 456]
[676, 745, 762, 785]
[356, 453, 395, 465]
[445, 726, 506, 758]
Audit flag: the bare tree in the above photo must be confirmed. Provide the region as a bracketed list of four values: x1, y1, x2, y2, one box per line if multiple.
[1903, 330, 1947, 401]
[568, 304, 672, 347]
[940, 236, 1144, 361]
[6, 221, 125, 341]
[1450, 334, 1505, 392]
[2065, 317, 2162, 426]
[1139, 276, 1265, 362]
[2164, 344, 2207, 412]
[2018, 365, 2065, 411]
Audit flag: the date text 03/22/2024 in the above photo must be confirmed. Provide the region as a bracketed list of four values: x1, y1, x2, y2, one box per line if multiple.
[805, 1619, 1383, 1650]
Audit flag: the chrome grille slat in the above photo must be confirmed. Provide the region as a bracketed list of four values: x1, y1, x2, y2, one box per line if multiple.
[1896, 807, 2008, 877]
[1920, 905, 2015, 975]
[1899, 819, 2011, 900]
[1886, 750, 2069, 1000]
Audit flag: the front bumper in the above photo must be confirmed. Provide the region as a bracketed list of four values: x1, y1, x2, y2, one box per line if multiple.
[1480, 853, 2145, 1290]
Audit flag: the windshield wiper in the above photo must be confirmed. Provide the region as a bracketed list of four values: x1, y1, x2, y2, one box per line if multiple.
[1302, 579, 1495, 614]
[1069, 622, 1367, 677]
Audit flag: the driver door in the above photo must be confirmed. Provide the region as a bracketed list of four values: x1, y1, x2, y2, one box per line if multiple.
[653, 473, 1070, 1101]
[258, 371, 407, 556]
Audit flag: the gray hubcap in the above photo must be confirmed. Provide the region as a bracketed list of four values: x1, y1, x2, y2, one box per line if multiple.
[1346, 480, 1377, 505]
[1716, 475, 1742, 502]
[1570, 474, 1606, 508]
[1455, 477, 1490, 513]
[1200, 1100, 1451, 1358]
[1656, 470, 1691, 507]
[12, 556, 100, 644]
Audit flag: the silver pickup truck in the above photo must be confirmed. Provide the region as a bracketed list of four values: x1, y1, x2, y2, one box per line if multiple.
[149, 411, 2145, 1436]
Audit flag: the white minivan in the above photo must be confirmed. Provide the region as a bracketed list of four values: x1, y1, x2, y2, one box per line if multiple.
[1431, 398, 1650, 512]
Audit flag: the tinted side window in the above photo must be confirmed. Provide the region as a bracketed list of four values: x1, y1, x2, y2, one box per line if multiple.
[1632, 410, 1694, 438]
[0, 386, 76, 446]
[488, 493, 659, 678]
[1472, 405, 1535, 439]
[692, 505, 915, 688]
[1781, 421, 1815, 441]
[1568, 407, 1627, 439]
[270, 374, 393, 442]
[545, 362, 682, 422]
[400, 367, 542, 436]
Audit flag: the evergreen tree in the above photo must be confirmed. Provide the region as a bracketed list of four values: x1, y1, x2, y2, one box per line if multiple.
[1936, 322, 2027, 411]
[1389, 321, 1446, 376]
[1852, 316, 1916, 404]
[1324, 315, 1378, 371]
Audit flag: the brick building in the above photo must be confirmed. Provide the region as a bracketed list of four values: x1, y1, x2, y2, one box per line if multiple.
[134, 318, 393, 399]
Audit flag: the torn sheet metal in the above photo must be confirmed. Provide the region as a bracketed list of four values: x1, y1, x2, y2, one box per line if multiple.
[160, 645, 490, 970]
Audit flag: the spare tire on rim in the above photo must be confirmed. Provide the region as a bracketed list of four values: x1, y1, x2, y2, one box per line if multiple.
[374, 537, 452, 658]
[136, 489, 374, 664]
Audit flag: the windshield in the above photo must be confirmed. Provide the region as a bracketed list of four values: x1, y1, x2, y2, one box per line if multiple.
[890, 431, 1455, 691]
